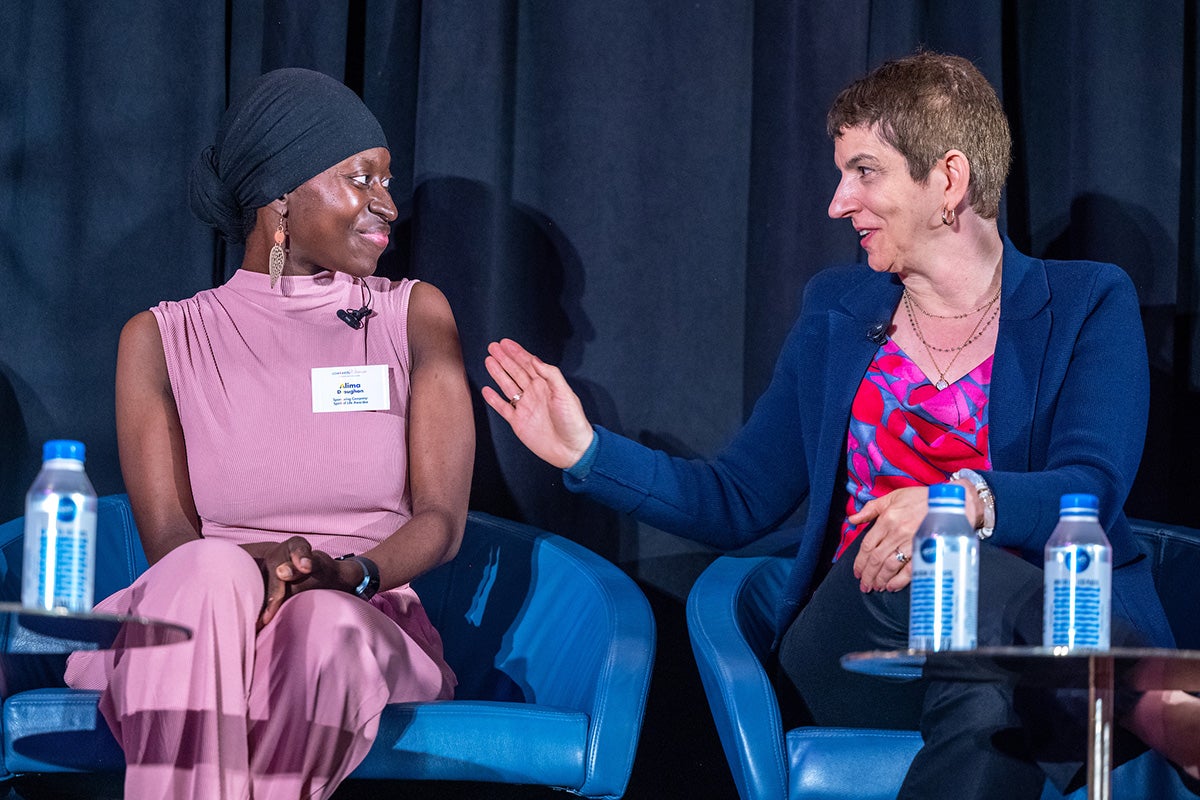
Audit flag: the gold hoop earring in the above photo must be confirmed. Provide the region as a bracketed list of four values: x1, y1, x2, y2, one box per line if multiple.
[269, 215, 287, 287]
[941, 207, 956, 226]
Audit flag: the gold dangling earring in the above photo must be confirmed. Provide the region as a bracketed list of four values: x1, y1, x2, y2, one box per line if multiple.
[269, 214, 287, 288]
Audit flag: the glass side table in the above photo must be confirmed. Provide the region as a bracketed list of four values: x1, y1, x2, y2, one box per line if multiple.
[0, 601, 191, 654]
[843, 646, 1200, 800]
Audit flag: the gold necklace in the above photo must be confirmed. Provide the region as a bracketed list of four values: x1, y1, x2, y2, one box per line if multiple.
[906, 283, 1001, 319]
[903, 288, 1002, 353]
[903, 288, 1001, 390]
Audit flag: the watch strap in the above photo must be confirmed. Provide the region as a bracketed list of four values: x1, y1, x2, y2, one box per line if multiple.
[336, 554, 381, 600]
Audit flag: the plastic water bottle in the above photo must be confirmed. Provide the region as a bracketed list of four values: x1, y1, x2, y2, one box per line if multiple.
[21, 440, 98, 612]
[1043, 493, 1111, 650]
[908, 483, 979, 651]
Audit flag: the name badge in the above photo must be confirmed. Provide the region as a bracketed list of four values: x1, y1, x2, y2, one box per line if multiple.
[312, 365, 391, 412]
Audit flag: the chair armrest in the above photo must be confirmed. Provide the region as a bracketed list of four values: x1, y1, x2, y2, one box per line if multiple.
[687, 555, 791, 800]
[459, 512, 656, 799]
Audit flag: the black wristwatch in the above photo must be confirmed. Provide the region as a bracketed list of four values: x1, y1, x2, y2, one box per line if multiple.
[336, 554, 381, 601]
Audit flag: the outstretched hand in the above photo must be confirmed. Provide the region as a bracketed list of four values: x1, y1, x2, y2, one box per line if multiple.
[482, 339, 595, 469]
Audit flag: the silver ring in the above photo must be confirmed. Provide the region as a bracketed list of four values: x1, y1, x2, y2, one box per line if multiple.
[893, 548, 910, 565]
[509, 392, 523, 406]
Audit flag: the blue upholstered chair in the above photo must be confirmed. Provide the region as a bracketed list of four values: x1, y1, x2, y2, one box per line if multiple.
[686, 520, 1200, 800]
[0, 494, 655, 798]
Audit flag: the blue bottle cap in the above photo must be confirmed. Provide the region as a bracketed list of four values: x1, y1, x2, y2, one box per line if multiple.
[1060, 493, 1099, 514]
[43, 439, 86, 463]
[928, 482, 965, 505]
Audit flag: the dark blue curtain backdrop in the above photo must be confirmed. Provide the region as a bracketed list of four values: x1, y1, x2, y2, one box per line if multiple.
[0, 2, 1197, 795]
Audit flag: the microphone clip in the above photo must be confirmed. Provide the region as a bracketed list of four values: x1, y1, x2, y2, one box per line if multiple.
[337, 278, 375, 329]
[337, 307, 372, 329]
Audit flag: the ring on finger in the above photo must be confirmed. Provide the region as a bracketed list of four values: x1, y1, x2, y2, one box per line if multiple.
[509, 392, 523, 407]
[893, 547, 910, 565]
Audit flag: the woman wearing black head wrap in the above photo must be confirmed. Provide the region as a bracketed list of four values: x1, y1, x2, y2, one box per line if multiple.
[65, 68, 474, 798]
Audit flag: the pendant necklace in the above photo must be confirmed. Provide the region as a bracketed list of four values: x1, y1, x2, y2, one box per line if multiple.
[904, 284, 1001, 390]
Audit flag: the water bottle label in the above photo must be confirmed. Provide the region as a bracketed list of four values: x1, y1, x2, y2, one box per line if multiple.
[909, 535, 978, 651]
[918, 537, 938, 564]
[1045, 544, 1110, 649]
[24, 493, 96, 611]
[910, 571, 955, 638]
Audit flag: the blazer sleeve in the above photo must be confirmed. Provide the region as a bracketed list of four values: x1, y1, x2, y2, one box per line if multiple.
[983, 263, 1148, 559]
[563, 321, 815, 551]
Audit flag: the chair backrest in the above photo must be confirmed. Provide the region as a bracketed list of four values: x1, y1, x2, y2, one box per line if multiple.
[412, 513, 535, 703]
[1131, 518, 1200, 649]
[413, 510, 626, 706]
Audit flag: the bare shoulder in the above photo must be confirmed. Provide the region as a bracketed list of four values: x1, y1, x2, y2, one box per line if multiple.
[121, 309, 160, 343]
[404, 281, 461, 360]
[406, 280, 455, 324]
[118, 311, 167, 373]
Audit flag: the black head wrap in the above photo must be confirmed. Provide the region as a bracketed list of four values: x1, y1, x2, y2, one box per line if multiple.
[188, 68, 388, 243]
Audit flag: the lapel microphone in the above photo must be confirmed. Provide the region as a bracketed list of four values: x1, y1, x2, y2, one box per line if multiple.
[866, 322, 889, 345]
[337, 280, 374, 329]
[337, 306, 371, 329]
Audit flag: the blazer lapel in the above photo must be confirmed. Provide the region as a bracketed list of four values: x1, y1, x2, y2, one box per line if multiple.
[809, 273, 903, 510]
[825, 274, 903, 422]
[987, 238, 1051, 472]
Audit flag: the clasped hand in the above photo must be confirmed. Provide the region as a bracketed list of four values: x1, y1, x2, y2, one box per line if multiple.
[242, 537, 350, 630]
[849, 485, 932, 593]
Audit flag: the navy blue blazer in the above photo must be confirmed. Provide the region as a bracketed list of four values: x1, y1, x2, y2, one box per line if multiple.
[567, 237, 1173, 646]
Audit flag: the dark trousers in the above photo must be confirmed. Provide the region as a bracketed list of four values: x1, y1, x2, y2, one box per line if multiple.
[777, 535, 1144, 800]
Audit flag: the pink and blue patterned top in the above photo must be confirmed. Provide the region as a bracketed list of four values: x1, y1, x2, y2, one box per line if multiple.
[836, 338, 993, 558]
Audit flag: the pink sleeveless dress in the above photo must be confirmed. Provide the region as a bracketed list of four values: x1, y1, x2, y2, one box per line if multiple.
[66, 269, 456, 800]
